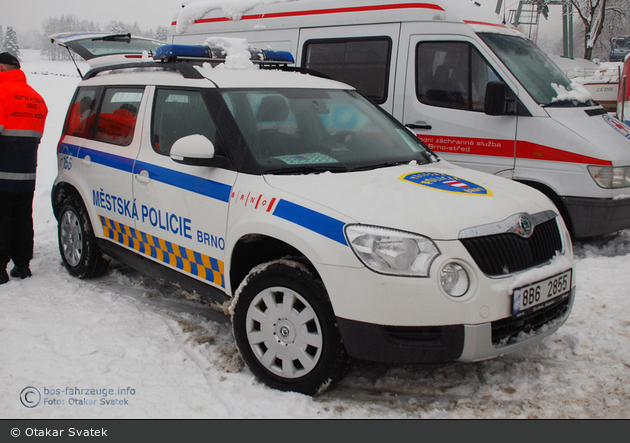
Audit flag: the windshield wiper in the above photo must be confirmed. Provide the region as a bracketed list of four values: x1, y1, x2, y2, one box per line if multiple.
[91, 33, 131, 43]
[543, 99, 595, 108]
[351, 155, 436, 172]
[265, 164, 349, 175]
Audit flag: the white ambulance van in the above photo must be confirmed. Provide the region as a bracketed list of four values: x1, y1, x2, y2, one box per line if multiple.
[167, 0, 630, 239]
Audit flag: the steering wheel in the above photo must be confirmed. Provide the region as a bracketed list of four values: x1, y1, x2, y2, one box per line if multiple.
[331, 130, 355, 144]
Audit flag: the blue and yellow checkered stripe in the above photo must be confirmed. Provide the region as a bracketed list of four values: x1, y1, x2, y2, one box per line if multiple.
[99, 215, 225, 288]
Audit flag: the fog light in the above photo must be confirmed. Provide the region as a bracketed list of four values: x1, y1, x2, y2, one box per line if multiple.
[440, 263, 469, 297]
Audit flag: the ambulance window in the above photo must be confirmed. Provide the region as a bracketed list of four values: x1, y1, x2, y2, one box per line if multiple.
[151, 89, 218, 156]
[64, 87, 99, 139]
[416, 42, 501, 112]
[302, 37, 391, 104]
[94, 87, 144, 146]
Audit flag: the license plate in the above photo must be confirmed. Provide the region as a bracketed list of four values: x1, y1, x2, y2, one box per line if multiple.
[512, 269, 572, 317]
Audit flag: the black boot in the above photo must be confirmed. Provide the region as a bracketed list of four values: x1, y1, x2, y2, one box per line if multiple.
[10, 266, 32, 279]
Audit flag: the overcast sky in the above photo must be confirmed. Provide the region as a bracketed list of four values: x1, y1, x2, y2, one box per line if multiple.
[2, 0, 185, 34]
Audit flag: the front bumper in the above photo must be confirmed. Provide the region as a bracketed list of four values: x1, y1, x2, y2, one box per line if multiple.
[336, 288, 574, 364]
[562, 196, 630, 238]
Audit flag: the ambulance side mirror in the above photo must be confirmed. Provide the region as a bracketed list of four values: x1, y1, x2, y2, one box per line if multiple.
[170, 134, 227, 167]
[484, 81, 509, 116]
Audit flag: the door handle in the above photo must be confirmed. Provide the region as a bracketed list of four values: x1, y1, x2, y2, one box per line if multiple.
[135, 169, 151, 184]
[81, 155, 91, 166]
[406, 121, 432, 130]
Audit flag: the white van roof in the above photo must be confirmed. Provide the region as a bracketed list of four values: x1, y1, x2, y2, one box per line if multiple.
[169, 0, 522, 38]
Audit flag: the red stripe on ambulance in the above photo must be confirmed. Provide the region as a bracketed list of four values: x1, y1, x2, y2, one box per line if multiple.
[418, 135, 612, 166]
[171, 3, 445, 26]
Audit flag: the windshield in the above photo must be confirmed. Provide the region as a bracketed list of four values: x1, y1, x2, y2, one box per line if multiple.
[612, 37, 630, 49]
[479, 33, 589, 106]
[220, 88, 435, 174]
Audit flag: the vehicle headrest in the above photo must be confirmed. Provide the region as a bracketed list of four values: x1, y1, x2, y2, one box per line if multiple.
[256, 95, 289, 122]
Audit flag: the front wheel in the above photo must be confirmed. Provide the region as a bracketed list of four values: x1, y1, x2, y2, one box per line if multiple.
[232, 260, 350, 395]
[58, 197, 109, 278]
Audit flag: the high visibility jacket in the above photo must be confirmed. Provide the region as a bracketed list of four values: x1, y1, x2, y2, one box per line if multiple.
[0, 69, 48, 192]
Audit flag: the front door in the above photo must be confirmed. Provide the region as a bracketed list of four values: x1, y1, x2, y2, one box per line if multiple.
[131, 87, 236, 292]
[402, 35, 519, 176]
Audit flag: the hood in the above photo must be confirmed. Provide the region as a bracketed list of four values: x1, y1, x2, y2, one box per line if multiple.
[545, 107, 630, 165]
[264, 161, 555, 240]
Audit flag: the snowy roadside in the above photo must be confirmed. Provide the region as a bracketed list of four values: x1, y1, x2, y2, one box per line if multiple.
[1, 50, 629, 419]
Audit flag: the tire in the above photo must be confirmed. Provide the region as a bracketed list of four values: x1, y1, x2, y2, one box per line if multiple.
[232, 260, 351, 395]
[58, 197, 109, 278]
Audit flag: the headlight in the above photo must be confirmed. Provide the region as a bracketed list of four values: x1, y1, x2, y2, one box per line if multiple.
[587, 165, 630, 189]
[440, 263, 469, 297]
[345, 225, 440, 276]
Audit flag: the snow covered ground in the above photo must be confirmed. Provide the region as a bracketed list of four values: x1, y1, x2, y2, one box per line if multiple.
[2, 50, 630, 419]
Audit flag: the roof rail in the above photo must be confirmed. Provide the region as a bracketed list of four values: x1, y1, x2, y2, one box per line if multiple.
[81, 45, 332, 81]
[83, 61, 205, 80]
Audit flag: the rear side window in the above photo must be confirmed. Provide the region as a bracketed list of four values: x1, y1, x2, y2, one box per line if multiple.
[64, 87, 99, 138]
[94, 87, 144, 146]
[151, 89, 218, 156]
[302, 37, 391, 104]
[416, 42, 500, 112]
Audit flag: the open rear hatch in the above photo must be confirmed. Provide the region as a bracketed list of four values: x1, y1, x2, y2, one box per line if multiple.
[50, 32, 164, 70]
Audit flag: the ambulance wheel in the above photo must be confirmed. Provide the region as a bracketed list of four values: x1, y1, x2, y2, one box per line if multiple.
[58, 197, 109, 278]
[232, 260, 350, 395]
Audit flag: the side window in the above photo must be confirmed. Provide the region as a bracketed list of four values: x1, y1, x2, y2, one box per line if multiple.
[64, 86, 98, 138]
[94, 87, 144, 146]
[302, 37, 391, 104]
[416, 42, 500, 112]
[152, 89, 218, 156]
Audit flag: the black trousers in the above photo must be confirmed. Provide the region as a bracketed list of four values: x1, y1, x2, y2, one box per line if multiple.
[0, 191, 34, 270]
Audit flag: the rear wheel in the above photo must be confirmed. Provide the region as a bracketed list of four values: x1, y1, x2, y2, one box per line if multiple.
[232, 260, 350, 395]
[58, 197, 109, 278]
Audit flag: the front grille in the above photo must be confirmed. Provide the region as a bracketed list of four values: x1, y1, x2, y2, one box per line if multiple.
[492, 296, 571, 346]
[460, 218, 563, 276]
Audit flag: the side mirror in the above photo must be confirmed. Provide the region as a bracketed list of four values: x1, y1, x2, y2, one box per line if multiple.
[484, 81, 509, 116]
[170, 134, 223, 167]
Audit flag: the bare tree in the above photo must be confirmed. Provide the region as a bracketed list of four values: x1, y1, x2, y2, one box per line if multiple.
[571, 0, 630, 60]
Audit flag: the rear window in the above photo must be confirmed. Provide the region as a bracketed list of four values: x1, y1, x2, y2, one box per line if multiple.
[65, 86, 144, 146]
[93, 88, 144, 146]
[302, 37, 392, 104]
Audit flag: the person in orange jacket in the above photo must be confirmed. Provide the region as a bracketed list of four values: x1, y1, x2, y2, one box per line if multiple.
[0, 52, 48, 284]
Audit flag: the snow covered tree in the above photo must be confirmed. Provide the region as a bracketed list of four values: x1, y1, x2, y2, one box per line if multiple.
[153, 25, 169, 42]
[41, 15, 101, 60]
[571, 0, 630, 60]
[2, 26, 21, 60]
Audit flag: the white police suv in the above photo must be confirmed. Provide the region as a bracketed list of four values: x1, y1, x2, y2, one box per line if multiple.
[51, 34, 575, 395]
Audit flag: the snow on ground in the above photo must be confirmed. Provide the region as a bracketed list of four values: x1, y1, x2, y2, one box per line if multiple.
[2, 50, 630, 419]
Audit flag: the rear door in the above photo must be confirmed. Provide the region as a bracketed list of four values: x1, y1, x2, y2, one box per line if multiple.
[401, 33, 519, 176]
[60, 85, 145, 240]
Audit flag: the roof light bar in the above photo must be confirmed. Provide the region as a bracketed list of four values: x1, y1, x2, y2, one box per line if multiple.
[153, 44, 294, 64]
